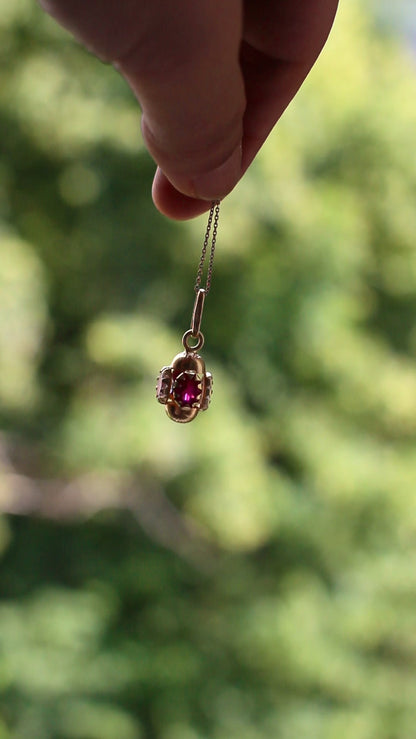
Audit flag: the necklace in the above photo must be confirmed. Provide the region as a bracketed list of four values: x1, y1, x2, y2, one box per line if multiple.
[156, 201, 220, 423]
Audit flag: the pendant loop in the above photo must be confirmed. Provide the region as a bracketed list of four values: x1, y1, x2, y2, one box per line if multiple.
[183, 329, 204, 352]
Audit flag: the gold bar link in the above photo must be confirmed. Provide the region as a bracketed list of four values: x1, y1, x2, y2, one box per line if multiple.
[191, 288, 206, 337]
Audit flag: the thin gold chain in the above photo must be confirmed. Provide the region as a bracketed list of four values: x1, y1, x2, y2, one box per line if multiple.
[194, 200, 220, 294]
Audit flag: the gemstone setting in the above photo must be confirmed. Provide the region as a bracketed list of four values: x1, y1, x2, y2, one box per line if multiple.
[156, 367, 171, 403]
[173, 371, 202, 407]
[156, 350, 213, 423]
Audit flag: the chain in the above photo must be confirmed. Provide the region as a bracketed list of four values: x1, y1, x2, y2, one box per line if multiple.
[194, 200, 220, 294]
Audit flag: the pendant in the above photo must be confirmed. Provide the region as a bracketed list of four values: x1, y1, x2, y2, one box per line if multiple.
[156, 202, 220, 423]
[156, 289, 213, 423]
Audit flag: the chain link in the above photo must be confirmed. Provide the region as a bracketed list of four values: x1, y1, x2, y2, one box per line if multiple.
[194, 200, 220, 294]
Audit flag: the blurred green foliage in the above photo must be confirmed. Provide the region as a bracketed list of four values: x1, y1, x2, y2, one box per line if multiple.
[1, 1, 416, 737]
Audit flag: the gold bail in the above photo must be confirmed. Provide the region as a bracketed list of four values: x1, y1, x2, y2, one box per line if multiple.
[191, 288, 206, 337]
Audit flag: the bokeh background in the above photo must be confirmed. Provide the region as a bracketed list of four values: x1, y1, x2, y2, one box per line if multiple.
[1, 1, 416, 737]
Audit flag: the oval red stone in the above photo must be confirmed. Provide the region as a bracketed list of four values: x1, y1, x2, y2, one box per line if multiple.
[173, 372, 201, 407]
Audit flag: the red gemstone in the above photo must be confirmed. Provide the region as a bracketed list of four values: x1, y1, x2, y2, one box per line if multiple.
[173, 372, 201, 407]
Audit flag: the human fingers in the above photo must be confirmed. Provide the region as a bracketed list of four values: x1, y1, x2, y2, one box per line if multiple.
[240, 0, 339, 166]
[152, 168, 218, 220]
[153, 0, 338, 219]
[40, 0, 246, 208]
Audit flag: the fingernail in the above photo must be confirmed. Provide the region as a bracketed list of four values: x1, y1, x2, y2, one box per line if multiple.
[190, 144, 242, 200]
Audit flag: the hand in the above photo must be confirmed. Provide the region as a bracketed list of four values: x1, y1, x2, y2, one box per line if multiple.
[40, 0, 338, 219]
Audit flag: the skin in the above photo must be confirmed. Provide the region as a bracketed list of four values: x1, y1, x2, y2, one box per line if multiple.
[39, 0, 339, 220]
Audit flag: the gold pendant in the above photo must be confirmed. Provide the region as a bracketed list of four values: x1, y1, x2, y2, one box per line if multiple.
[156, 289, 213, 423]
[156, 202, 220, 423]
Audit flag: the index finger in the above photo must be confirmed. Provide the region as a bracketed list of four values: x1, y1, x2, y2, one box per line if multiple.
[40, 0, 246, 204]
